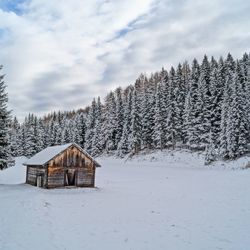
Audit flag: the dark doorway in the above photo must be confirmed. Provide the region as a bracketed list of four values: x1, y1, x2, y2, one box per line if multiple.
[65, 169, 76, 186]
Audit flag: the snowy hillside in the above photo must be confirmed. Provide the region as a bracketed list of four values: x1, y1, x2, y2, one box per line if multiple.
[104, 149, 250, 170]
[0, 157, 27, 184]
[0, 153, 250, 250]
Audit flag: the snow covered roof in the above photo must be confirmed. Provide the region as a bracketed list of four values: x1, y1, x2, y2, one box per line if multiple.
[23, 143, 101, 167]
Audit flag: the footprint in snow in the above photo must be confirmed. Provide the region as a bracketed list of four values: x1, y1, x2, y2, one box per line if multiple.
[44, 201, 51, 207]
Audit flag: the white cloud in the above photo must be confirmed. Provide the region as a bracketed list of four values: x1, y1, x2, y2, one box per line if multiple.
[0, 0, 250, 119]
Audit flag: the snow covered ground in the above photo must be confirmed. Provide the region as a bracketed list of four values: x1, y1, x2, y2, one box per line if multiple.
[0, 152, 250, 250]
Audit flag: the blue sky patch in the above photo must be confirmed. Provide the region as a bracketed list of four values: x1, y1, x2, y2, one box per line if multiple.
[0, 0, 27, 15]
[0, 28, 10, 42]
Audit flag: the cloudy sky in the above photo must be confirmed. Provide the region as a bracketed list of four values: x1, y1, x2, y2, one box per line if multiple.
[0, 0, 250, 119]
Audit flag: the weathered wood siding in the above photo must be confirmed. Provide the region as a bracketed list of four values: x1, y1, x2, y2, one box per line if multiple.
[77, 161, 95, 187]
[26, 166, 46, 186]
[47, 145, 96, 188]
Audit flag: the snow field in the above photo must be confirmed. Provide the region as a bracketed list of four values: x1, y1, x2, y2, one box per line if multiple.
[0, 152, 250, 250]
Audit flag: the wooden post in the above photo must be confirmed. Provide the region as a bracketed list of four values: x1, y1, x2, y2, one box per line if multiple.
[26, 166, 28, 184]
[45, 165, 48, 189]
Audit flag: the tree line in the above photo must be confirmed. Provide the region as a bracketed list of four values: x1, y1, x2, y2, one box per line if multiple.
[7, 53, 250, 165]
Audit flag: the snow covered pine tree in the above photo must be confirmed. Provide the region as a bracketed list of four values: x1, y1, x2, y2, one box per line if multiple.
[0, 66, 13, 170]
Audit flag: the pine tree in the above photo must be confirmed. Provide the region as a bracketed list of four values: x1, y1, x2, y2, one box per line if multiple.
[226, 73, 239, 159]
[0, 66, 12, 169]
[62, 118, 73, 144]
[226, 61, 248, 159]
[114, 87, 124, 147]
[85, 99, 97, 153]
[175, 63, 187, 144]
[48, 119, 56, 146]
[117, 87, 133, 156]
[92, 97, 104, 156]
[153, 82, 166, 149]
[10, 116, 20, 157]
[103, 92, 117, 152]
[181, 61, 191, 145]
[18, 125, 27, 156]
[74, 113, 86, 148]
[37, 118, 46, 150]
[210, 57, 225, 147]
[166, 67, 178, 149]
[219, 54, 236, 159]
[53, 122, 62, 145]
[25, 114, 39, 157]
[141, 77, 155, 149]
[131, 88, 142, 154]
[196, 55, 212, 149]
[185, 58, 201, 149]
[62, 126, 71, 144]
[242, 54, 250, 142]
[159, 67, 168, 81]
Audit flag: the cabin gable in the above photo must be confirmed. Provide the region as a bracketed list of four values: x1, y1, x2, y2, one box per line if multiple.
[47, 145, 95, 188]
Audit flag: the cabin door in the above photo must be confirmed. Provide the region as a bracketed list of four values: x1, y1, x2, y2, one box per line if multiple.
[65, 169, 76, 186]
[36, 174, 44, 187]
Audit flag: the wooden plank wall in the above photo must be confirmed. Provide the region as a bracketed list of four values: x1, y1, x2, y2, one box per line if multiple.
[26, 166, 45, 186]
[47, 145, 96, 188]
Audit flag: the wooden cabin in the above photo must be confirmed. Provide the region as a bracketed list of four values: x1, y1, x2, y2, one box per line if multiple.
[23, 143, 101, 188]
